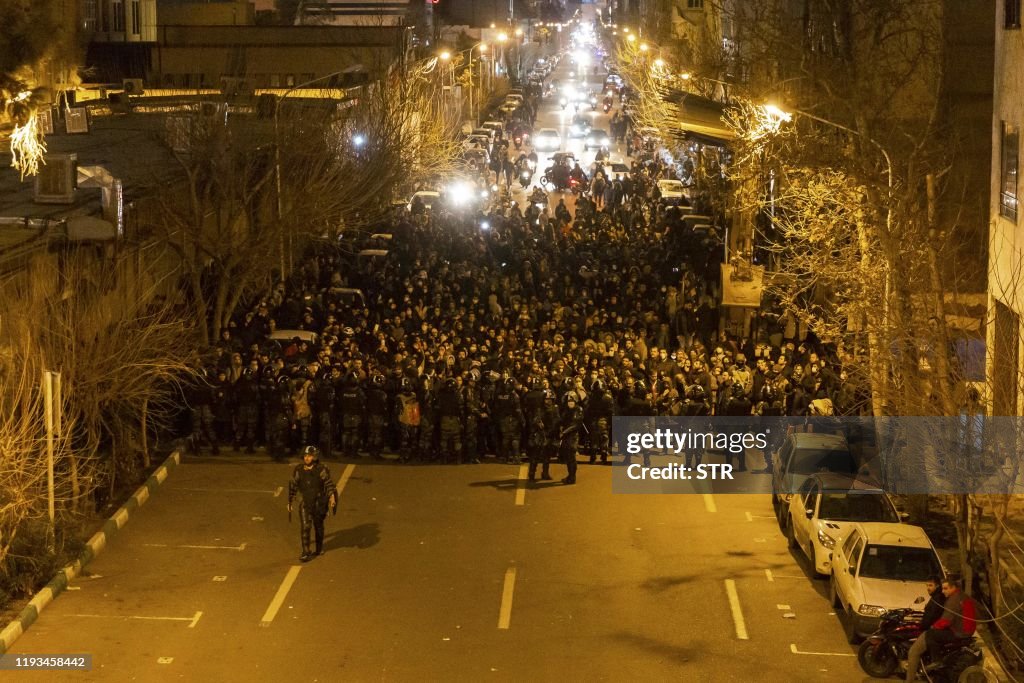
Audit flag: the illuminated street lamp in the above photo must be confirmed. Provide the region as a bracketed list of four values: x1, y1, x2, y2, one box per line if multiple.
[639, 42, 649, 52]
[627, 34, 637, 43]
[654, 58, 665, 68]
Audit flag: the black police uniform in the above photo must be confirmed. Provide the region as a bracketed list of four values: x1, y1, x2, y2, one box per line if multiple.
[287, 452, 337, 561]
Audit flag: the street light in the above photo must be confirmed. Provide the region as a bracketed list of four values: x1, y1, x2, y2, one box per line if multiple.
[639, 42, 649, 52]
[627, 34, 636, 43]
[274, 70, 349, 281]
[761, 100, 893, 419]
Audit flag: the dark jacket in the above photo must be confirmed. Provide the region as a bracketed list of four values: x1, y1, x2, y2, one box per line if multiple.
[919, 586, 946, 631]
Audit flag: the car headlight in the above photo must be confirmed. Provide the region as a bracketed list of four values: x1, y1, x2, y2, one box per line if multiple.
[857, 604, 887, 618]
[816, 530, 837, 549]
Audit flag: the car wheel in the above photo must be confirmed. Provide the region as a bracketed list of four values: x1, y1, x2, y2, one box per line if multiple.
[844, 609, 862, 644]
[828, 573, 841, 608]
[810, 546, 826, 578]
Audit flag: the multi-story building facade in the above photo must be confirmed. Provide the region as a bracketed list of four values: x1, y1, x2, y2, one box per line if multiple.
[990, 0, 1024, 415]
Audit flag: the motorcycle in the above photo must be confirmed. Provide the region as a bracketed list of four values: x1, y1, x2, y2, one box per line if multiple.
[529, 189, 548, 208]
[602, 102, 612, 114]
[519, 169, 533, 189]
[857, 609, 983, 682]
[559, 97, 568, 110]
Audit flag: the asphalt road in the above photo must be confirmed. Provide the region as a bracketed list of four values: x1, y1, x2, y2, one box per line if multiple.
[8, 12, 870, 683]
[9, 449, 871, 682]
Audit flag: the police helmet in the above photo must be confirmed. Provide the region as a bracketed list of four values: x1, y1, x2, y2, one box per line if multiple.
[372, 373, 386, 386]
[400, 377, 413, 391]
[565, 391, 580, 406]
[633, 379, 647, 395]
[445, 378, 458, 390]
[302, 445, 320, 460]
[543, 389, 556, 403]
[591, 378, 604, 393]
[687, 385, 706, 401]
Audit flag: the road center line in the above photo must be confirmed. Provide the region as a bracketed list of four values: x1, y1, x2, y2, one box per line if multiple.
[703, 493, 717, 513]
[789, 643, 856, 657]
[497, 566, 518, 630]
[260, 566, 302, 626]
[69, 612, 200, 626]
[336, 464, 356, 495]
[515, 464, 528, 506]
[724, 579, 749, 640]
[175, 487, 279, 495]
[144, 543, 246, 551]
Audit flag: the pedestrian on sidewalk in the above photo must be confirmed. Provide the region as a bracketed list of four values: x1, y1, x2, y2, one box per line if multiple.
[287, 445, 337, 562]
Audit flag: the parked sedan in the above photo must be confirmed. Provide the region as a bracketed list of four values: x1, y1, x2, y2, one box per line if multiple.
[656, 179, 688, 203]
[786, 473, 902, 577]
[829, 522, 942, 642]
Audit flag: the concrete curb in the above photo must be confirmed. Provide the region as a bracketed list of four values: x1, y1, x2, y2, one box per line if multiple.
[0, 451, 181, 655]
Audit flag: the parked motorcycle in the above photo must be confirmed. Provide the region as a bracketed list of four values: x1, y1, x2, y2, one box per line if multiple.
[857, 609, 984, 682]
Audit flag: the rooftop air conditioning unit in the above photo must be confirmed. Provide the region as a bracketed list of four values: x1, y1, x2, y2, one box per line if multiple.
[123, 78, 144, 95]
[199, 101, 228, 125]
[220, 77, 253, 98]
[34, 153, 78, 204]
[65, 107, 89, 134]
[37, 106, 55, 135]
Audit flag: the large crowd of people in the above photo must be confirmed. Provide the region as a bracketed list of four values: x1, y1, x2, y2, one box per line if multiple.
[184, 68, 869, 485]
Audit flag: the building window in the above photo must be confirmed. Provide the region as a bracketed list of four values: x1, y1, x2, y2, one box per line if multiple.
[1007, 0, 1022, 29]
[285, 74, 296, 87]
[83, 0, 98, 31]
[100, 0, 108, 31]
[1001, 122, 1019, 221]
[687, 0, 705, 8]
[131, 0, 141, 34]
[112, 0, 125, 31]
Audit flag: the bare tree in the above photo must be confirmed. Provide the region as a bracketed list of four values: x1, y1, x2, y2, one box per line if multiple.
[149, 66, 460, 345]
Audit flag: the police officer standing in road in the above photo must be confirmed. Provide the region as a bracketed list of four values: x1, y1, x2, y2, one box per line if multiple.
[585, 379, 615, 464]
[494, 377, 524, 464]
[287, 445, 337, 562]
[436, 378, 465, 464]
[337, 372, 365, 458]
[234, 362, 261, 453]
[364, 374, 389, 460]
[559, 391, 585, 485]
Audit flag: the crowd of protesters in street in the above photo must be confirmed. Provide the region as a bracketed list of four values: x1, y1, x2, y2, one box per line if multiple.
[184, 81, 869, 485]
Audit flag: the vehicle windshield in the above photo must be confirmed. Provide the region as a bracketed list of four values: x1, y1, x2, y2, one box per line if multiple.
[790, 448, 857, 475]
[858, 545, 941, 581]
[817, 492, 898, 522]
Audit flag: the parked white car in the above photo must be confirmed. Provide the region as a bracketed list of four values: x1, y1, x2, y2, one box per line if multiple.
[771, 431, 858, 511]
[829, 522, 942, 642]
[786, 473, 902, 577]
[656, 179, 688, 203]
